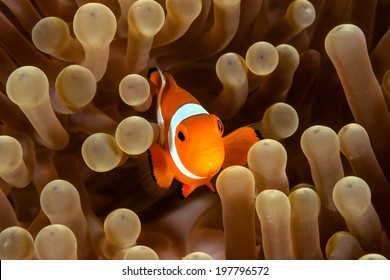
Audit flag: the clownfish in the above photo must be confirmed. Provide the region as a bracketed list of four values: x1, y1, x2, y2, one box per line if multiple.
[144, 68, 262, 199]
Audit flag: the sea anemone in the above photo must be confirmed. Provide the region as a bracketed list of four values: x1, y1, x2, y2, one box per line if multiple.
[0, 0, 389, 260]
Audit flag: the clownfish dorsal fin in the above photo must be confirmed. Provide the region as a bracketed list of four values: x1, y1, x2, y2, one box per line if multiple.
[147, 67, 166, 91]
[141, 143, 174, 197]
[148, 67, 167, 145]
[222, 126, 263, 169]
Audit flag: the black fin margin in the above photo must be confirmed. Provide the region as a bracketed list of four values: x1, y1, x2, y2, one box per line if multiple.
[147, 149, 157, 183]
[138, 150, 172, 198]
[147, 67, 158, 79]
[177, 184, 185, 200]
[147, 67, 167, 79]
[247, 123, 265, 140]
[254, 129, 264, 140]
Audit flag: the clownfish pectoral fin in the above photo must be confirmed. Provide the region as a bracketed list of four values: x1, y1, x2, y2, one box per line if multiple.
[222, 126, 263, 169]
[206, 182, 216, 193]
[142, 143, 174, 197]
[178, 184, 197, 199]
[178, 183, 216, 200]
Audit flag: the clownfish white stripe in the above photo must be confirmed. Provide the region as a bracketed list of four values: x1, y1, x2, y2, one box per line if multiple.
[156, 68, 166, 145]
[168, 103, 209, 180]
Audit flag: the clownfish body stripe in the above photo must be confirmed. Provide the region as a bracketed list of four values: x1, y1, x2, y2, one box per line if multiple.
[154, 67, 166, 145]
[168, 103, 209, 180]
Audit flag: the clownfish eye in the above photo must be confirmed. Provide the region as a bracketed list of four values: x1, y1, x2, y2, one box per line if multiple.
[178, 131, 185, 141]
[217, 118, 224, 134]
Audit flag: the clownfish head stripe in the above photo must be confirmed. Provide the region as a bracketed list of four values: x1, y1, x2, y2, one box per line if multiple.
[168, 103, 209, 180]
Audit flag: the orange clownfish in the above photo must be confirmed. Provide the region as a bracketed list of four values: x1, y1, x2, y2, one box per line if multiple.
[145, 68, 263, 199]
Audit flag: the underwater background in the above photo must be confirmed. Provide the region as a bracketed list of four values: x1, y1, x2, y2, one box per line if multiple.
[0, 0, 390, 260]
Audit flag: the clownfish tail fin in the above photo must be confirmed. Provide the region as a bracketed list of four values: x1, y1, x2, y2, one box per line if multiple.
[222, 126, 263, 169]
[139, 143, 174, 197]
[247, 122, 264, 140]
